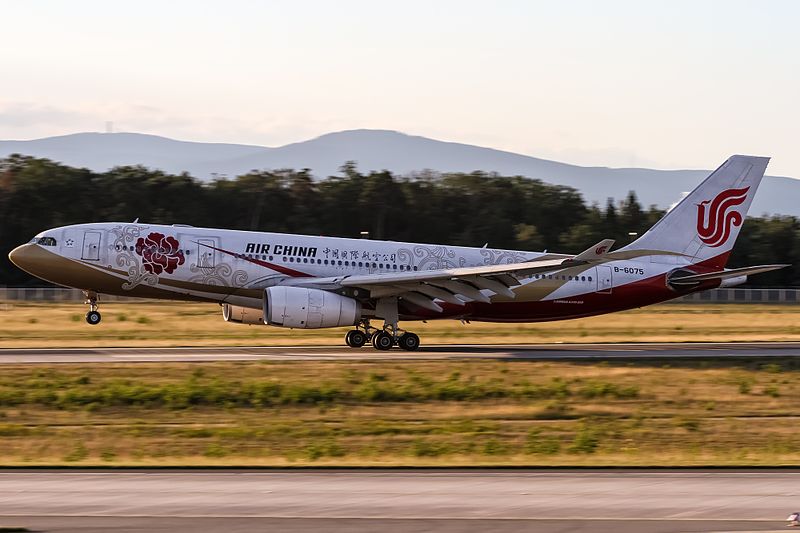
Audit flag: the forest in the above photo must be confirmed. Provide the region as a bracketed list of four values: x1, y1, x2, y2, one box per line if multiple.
[1, 154, 797, 286]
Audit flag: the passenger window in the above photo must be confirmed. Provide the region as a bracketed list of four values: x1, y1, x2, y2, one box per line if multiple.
[588, 276, 593, 281]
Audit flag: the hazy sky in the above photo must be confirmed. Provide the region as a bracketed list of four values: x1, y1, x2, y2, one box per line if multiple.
[1, 0, 799, 175]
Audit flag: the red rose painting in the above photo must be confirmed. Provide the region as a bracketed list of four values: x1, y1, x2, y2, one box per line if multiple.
[135, 232, 185, 275]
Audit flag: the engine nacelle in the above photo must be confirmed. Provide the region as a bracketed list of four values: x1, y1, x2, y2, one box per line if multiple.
[264, 286, 361, 329]
[222, 303, 264, 325]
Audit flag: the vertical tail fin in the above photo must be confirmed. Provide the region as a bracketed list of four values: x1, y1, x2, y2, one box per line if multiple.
[621, 155, 769, 269]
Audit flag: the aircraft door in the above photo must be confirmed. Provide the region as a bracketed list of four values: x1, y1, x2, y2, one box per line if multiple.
[81, 231, 102, 261]
[596, 265, 612, 294]
[197, 239, 216, 269]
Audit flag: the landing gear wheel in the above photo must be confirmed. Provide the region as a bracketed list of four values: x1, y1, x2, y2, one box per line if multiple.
[371, 330, 394, 351]
[345, 329, 367, 348]
[398, 332, 420, 351]
[85, 310, 102, 325]
[83, 291, 101, 325]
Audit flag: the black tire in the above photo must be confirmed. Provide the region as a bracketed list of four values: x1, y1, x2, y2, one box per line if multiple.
[371, 330, 394, 351]
[85, 310, 102, 325]
[350, 330, 367, 348]
[398, 332, 420, 351]
[345, 330, 367, 348]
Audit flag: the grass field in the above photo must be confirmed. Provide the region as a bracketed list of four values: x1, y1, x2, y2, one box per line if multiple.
[1, 301, 800, 347]
[1, 301, 799, 467]
[0, 358, 799, 466]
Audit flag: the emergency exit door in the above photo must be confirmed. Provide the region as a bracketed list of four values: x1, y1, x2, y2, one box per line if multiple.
[197, 239, 216, 269]
[81, 231, 101, 261]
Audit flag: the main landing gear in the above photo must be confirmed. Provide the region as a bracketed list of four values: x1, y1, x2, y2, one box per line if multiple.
[344, 319, 421, 351]
[84, 291, 101, 325]
[344, 328, 368, 348]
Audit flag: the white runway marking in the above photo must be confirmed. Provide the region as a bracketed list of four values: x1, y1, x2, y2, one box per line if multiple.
[0, 341, 799, 363]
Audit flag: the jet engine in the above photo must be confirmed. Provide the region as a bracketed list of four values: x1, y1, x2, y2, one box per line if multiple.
[264, 286, 361, 329]
[222, 304, 264, 325]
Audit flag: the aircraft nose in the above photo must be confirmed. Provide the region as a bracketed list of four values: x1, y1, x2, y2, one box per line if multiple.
[8, 243, 38, 273]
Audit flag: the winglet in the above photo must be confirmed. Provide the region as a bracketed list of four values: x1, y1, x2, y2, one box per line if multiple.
[573, 239, 615, 262]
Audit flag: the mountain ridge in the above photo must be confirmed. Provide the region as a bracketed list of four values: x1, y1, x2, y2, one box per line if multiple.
[1, 129, 796, 216]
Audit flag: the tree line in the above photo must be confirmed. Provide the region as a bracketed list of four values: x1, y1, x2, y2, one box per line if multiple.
[1, 154, 797, 287]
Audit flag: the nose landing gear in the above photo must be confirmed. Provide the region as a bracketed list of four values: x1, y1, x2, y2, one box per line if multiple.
[84, 291, 101, 325]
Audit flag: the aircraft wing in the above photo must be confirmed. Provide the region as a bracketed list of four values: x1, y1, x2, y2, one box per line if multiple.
[282, 240, 615, 312]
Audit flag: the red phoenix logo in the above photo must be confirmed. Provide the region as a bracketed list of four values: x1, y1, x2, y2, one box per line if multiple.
[135, 232, 186, 275]
[696, 187, 749, 247]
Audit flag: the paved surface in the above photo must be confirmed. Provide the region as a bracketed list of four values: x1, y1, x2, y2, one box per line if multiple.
[0, 342, 799, 363]
[0, 470, 796, 532]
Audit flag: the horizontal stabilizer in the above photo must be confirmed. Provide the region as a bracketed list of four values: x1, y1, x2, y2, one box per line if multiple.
[668, 264, 788, 286]
[572, 239, 615, 262]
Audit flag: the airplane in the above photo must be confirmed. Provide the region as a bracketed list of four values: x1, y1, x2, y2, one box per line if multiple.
[8, 155, 788, 351]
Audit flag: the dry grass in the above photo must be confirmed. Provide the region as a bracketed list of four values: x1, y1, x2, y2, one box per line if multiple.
[0, 301, 799, 347]
[1, 359, 800, 466]
[2, 300, 798, 466]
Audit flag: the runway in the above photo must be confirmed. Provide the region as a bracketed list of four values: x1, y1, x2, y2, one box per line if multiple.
[0, 470, 795, 532]
[0, 341, 799, 363]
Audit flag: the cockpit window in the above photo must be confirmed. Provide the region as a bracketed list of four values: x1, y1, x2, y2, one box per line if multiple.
[35, 237, 57, 246]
